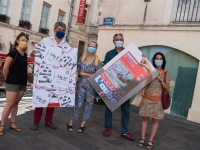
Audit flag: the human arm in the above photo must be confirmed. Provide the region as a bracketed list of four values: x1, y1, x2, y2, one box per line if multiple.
[140, 58, 152, 74]
[77, 56, 93, 78]
[158, 72, 170, 91]
[3, 57, 13, 80]
[140, 86, 146, 96]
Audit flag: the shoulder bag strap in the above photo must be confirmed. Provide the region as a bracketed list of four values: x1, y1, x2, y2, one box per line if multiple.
[10, 50, 17, 69]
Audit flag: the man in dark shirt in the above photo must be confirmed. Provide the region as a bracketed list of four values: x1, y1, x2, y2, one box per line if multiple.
[103, 33, 135, 141]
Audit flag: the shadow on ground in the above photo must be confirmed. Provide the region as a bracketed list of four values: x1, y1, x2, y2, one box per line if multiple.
[0, 99, 200, 150]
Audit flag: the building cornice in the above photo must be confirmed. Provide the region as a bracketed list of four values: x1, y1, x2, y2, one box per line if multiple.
[0, 22, 48, 37]
[98, 24, 200, 31]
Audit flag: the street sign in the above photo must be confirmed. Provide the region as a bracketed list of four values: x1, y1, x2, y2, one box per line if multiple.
[103, 17, 114, 25]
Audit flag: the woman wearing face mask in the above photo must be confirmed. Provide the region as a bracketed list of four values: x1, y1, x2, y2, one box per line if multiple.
[138, 52, 170, 149]
[67, 40, 102, 133]
[0, 32, 29, 135]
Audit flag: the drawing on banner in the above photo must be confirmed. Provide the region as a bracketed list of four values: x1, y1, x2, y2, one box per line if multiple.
[45, 46, 64, 66]
[57, 51, 77, 74]
[69, 74, 77, 87]
[58, 93, 75, 107]
[34, 44, 50, 63]
[33, 88, 52, 107]
[53, 67, 71, 89]
[32, 43, 78, 108]
[61, 46, 71, 53]
[37, 64, 55, 88]
[89, 42, 158, 112]
[48, 89, 59, 103]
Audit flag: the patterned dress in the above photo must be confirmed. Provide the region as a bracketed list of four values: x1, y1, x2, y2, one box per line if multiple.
[71, 56, 101, 121]
[139, 76, 164, 120]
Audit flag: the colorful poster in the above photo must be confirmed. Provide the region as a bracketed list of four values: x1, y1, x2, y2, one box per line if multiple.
[89, 42, 158, 112]
[32, 44, 78, 108]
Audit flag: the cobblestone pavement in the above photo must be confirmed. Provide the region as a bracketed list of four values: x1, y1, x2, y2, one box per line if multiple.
[0, 98, 200, 150]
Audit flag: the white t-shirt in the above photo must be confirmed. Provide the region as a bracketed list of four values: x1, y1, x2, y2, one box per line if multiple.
[39, 36, 70, 48]
[30, 36, 70, 55]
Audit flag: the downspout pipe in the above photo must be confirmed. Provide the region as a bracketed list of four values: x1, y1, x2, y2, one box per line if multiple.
[66, 0, 75, 42]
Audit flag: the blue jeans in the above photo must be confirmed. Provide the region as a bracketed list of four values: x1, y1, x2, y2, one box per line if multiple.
[105, 99, 130, 134]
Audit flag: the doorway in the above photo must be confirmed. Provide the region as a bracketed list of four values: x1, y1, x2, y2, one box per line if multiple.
[78, 41, 85, 60]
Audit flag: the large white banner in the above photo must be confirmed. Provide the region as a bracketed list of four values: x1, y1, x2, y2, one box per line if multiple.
[32, 44, 77, 108]
[89, 42, 158, 112]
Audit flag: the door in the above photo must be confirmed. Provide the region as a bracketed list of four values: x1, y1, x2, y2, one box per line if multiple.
[78, 41, 85, 60]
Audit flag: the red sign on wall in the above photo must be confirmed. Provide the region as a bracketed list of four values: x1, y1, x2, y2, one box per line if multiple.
[77, 0, 86, 23]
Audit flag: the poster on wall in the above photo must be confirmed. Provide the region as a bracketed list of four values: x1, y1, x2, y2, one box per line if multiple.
[89, 42, 158, 112]
[32, 44, 78, 108]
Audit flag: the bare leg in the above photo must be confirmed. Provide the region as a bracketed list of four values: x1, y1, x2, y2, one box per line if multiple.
[67, 120, 74, 132]
[138, 116, 149, 146]
[10, 91, 25, 123]
[80, 121, 86, 127]
[68, 119, 73, 126]
[147, 118, 159, 148]
[0, 92, 18, 126]
[77, 121, 86, 133]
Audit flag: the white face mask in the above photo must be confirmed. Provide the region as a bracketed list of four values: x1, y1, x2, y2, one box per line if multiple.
[115, 41, 123, 48]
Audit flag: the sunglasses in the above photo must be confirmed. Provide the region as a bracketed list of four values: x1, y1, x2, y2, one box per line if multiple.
[114, 33, 123, 37]
[20, 32, 30, 37]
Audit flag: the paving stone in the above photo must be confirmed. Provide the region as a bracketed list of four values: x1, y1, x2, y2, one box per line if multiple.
[67, 137, 101, 150]
[46, 128, 76, 140]
[37, 133, 64, 145]
[1, 99, 200, 150]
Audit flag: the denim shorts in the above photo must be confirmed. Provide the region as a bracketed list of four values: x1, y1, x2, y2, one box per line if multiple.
[5, 83, 26, 92]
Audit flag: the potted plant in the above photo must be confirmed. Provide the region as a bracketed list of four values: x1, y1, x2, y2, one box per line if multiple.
[19, 20, 31, 29]
[39, 27, 49, 35]
[0, 14, 7, 22]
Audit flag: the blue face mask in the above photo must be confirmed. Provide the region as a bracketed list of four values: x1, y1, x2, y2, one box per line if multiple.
[87, 47, 96, 54]
[115, 41, 123, 48]
[155, 60, 163, 67]
[55, 31, 65, 39]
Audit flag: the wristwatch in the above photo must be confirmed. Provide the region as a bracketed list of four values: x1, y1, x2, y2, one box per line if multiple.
[159, 79, 163, 82]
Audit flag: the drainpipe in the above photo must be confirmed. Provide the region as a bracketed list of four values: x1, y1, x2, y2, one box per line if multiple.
[66, 0, 75, 42]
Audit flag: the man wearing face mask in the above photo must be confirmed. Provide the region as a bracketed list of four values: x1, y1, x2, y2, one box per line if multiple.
[102, 33, 135, 141]
[31, 22, 70, 131]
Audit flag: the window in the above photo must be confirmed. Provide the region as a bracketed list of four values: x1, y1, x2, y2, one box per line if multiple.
[57, 9, 65, 22]
[97, 11, 101, 24]
[174, 0, 200, 22]
[83, 5, 88, 24]
[20, 0, 32, 20]
[0, 0, 10, 15]
[39, 2, 51, 28]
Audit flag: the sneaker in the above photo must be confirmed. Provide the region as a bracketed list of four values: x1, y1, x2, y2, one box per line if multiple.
[31, 122, 39, 131]
[45, 122, 57, 130]
[103, 128, 111, 137]
[121, 133, 135, 141]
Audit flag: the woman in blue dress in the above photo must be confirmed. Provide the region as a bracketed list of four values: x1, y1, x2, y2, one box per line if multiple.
[67, 40, 102, 133]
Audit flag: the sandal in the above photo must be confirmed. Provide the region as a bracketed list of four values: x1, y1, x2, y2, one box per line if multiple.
[77, 126, 85, 133]
[146, 141, 154, 149]
[67, 124, 73, 132]
[9, 122, 21, 132]
[0, 125, 4, 136]
[138, 139, 145, 147]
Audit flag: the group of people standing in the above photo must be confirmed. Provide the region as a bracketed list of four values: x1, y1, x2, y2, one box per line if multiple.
[0, 22, 170, 149]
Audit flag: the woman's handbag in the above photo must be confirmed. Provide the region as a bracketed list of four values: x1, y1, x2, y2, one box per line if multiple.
[131, 92, 143, 107]
[162, 71, 171, 109]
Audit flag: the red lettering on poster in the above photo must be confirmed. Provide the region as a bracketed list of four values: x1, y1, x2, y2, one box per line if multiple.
[77, 0, 86, 23]
[100, 73, 115, 91]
